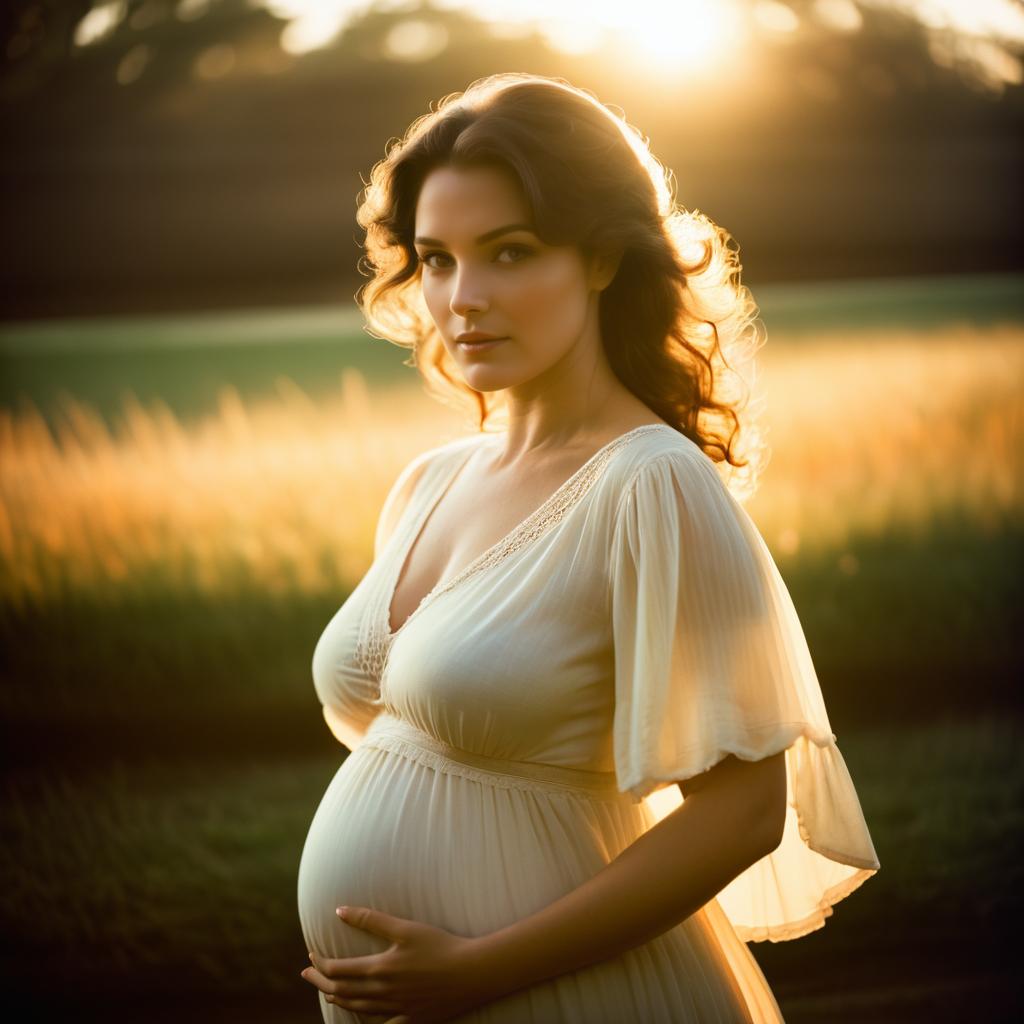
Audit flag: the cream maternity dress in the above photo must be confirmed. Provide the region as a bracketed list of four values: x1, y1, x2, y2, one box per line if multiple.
[297, 423, 880, 1023]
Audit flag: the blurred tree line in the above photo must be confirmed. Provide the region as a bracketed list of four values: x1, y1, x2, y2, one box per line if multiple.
[0, 0, 1021, 320]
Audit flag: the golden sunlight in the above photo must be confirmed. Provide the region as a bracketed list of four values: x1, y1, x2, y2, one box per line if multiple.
[609, 0, 743, 72]
[242, 0, 1024, 63]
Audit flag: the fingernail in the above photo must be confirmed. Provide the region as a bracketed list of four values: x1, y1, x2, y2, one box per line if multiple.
[308, 952, 315, 962]
[336, 906, 348, 919]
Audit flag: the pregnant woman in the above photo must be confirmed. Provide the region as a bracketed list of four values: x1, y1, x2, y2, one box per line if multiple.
[297, 73, 880, 1023]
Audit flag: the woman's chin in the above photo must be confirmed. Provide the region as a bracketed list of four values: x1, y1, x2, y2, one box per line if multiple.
[459, 368, 521, 392]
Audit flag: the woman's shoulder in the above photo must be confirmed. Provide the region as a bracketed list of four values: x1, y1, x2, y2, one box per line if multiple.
[390, 430, 489, 500]
[599, 423, 713, 500]
[374, 432, 488, 555]
[397, 430, 488, 484]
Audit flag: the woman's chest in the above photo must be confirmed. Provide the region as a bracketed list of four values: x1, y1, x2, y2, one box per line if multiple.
[388, 445, 620, 636]
[314, 516, 617, 761]
[383, 534, 616, 760]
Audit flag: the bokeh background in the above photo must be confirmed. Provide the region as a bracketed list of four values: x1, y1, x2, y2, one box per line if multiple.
[1, 1, 1022, 1021]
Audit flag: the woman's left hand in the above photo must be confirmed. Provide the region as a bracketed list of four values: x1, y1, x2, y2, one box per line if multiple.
[301, 905, 499, 1023]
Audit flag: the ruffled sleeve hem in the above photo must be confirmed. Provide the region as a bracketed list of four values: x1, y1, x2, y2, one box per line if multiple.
[616, 719, 835, 802]
[729, 731, 879, 942]
[623, 724, 880, 943]
[735, 862, 877, 943]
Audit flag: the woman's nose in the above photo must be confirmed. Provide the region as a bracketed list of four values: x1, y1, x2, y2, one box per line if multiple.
[449, 267, 489, 317]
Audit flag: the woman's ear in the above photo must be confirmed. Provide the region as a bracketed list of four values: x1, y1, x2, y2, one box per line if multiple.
[586, 247, 624, 292]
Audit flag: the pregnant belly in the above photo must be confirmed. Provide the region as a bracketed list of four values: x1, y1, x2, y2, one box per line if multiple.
[296, 741, 647, 966]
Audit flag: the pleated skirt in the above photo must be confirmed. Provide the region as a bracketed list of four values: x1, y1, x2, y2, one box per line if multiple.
[297, 713, 783, 1023]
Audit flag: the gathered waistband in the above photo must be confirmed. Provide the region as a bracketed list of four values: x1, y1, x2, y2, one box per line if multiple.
[361, 712, 627, 800]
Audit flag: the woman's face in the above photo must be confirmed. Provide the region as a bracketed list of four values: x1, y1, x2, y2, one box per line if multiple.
[413, 163, 607, 393]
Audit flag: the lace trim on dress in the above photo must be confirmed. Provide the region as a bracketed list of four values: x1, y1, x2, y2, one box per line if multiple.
[353, 575, 388, 681]
[360, 713, 629, 801]
[357, 424, 673, 682]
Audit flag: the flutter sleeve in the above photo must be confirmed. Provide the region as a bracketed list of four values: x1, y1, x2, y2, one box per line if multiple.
[608, 444, 880, 941]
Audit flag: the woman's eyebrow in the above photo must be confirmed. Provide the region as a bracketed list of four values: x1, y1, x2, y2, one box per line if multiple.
[414, 223, 535, 246]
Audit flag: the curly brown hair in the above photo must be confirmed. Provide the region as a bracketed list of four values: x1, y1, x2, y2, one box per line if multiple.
[354, 72, 769, 497]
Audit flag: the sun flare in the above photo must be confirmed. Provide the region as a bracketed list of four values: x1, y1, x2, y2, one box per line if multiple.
[615, 0, 743, 71]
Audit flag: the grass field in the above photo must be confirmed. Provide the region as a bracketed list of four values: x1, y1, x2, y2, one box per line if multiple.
[2, 715, 1020, 1021]
[2, 321, 1020, 605]
[1, 271, 1020, 433]
[1, 275, 1022, 1020]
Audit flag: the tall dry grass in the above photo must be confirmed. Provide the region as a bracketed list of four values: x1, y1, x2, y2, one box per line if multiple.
[754, 324, 1022, 555]
[0, 323, 1021, 608]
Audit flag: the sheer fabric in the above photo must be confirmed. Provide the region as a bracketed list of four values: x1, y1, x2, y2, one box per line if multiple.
[609, 444, 879, 941]
[298, 424, 879, 1023]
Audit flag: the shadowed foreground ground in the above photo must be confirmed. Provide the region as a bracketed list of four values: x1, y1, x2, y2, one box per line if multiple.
[2, 712, 1019, 1023]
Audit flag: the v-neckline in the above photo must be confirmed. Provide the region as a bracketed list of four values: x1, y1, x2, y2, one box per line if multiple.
[383, 422, 674, 642]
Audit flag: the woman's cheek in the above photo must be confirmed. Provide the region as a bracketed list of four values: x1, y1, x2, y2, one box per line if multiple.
[524, 274, 589, 344]
[421, 281, 450, 329]
[514, 263, 575, 322]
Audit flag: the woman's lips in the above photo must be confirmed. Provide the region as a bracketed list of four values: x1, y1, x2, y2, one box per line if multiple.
[457, 337, 507, 351]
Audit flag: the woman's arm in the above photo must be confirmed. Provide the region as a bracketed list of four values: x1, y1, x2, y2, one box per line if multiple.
[469, 749, 787, 998]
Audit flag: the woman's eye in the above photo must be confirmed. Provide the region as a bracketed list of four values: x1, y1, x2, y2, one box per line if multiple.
[416, 245, 533, 270]
[417, 251, 450, 269]
[496, 244, 532, 263]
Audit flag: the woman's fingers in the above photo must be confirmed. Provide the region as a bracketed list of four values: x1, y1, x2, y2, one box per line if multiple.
[301, 965, 365, 995]
[326, 995, 402, 1014]
[301, 965, 390, 999]
[310, 948, 388, 980]
[300, 965, 335, 994]
[337, 905, 414, 943]
[301, 969, 398, 1013]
